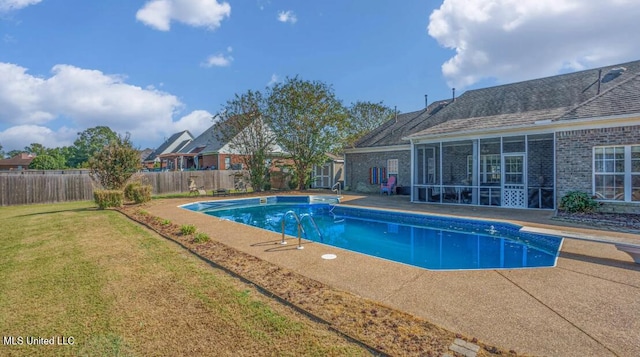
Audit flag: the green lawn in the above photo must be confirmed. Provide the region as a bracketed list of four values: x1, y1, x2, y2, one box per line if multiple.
[0, 201, 366, 356]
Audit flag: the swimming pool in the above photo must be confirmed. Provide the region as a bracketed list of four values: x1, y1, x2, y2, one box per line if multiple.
[181, 196, 563, 270]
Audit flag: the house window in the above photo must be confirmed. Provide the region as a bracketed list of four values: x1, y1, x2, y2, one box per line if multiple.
[632, 146, 640, 202]
[387, 159, 398, 177]
[594, 145, 640, 201]
[469, 154, 501, 184]
[224, 157, 231, 170]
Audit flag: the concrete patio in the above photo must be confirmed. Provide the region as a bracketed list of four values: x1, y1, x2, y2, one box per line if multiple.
[143, 193, 640, 356]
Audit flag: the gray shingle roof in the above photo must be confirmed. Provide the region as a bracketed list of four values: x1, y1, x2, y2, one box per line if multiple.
[179, 123, 226, 154]
[557, 74, 640, 120]
[354, 100, 450, 148]
[145, 130, 193, 161]
[405, 59, 640, 139]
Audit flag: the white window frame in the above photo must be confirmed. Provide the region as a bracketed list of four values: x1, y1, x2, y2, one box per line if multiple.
[593, 145, 639, 202]
[469, 154, 501, 184]
[387, 159, 399, 179]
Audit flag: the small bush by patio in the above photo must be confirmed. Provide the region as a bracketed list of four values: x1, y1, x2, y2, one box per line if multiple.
[559, 191, 598, 213]
[193, 232, 210, 243]
[94, 190, 124, 209]
[180, 224, 197, 235]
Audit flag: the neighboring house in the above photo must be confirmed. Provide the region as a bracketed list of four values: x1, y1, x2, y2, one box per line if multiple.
[162, 121, 288, 171]
[347, 59, 640, 212]
[144, 130, 194, 170]
[311, 153, 344, 189]
[139, 148, 154, 168]
[0, 153, 36, 170]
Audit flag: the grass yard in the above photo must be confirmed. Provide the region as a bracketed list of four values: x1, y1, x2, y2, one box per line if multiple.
[0, 201, 367, 356]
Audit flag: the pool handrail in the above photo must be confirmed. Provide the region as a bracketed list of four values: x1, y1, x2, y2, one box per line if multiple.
[281, 210, 322, 250]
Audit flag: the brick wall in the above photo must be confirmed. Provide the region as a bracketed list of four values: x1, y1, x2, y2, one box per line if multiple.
[556, 125, 640, 212]
[345, 150, 411, 192]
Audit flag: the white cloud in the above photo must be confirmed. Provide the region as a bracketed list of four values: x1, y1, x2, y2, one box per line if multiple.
[428, 0, 640, 88]
[0, 125, 76, 151]
[0, 0, 42, 12]
[277, 10, 297, 24]
[202, 53, 233, 67]
[172, 110, 214, 136]
[136, 0, 231, 31]
[0, 62, 215, 151]
[267, 73, 279, 86]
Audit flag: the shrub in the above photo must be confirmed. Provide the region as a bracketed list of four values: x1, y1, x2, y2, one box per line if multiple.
[559, 191, 598, 213]
[94, 190, 124, 209]
[193, 232, 210, 243]
[180, 224, 197, 235]
[124, 182, 152, 204]
[161, 219, 171, 226]
[263, 183, 272, 191]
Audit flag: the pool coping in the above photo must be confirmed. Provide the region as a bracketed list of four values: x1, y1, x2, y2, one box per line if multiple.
[141, 193, 640, 357]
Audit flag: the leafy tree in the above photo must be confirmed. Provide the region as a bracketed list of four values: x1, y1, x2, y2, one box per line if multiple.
[0, 143, 4, 158]
[343, 101, 396, 148]
[88, 133, 141, 190]
[71, 126, 118, 168]
[24, 143, 48, 156]
[6, 150, 23, 158]
[265, 77, 347, 190]
[29, 155, 60, 170]
[216, 90, 276, 192]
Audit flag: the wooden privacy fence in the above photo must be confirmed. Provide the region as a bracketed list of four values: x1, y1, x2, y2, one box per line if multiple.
[0, 170, 248, 206]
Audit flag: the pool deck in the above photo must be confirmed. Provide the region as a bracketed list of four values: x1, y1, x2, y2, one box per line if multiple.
[143, 193, 640, 357]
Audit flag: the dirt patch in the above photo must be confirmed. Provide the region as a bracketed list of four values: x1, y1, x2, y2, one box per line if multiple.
[120, 205, 518, 357]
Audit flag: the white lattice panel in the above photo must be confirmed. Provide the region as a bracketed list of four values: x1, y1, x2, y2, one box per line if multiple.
[503, 186, 525, 207]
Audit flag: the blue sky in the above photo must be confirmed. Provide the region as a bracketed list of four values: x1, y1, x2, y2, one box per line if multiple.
[1, 0, 639, 152]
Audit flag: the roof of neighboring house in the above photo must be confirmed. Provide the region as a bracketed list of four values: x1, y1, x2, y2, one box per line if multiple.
[353, 100, 450, 148]
[144, 130, 194, 161]
[139, 148, 154, 162]
[178, 123, 226, 155]
[325, 153, 344, 162]
[408, 60, 640, 139]
[0, 153, 36, 168]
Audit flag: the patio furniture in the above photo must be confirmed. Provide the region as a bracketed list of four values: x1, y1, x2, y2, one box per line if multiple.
[188, 177, 206, 195]
[380, 176, 396, 195]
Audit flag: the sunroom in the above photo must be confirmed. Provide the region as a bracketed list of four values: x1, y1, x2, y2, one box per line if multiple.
[410, 133, 555, 209]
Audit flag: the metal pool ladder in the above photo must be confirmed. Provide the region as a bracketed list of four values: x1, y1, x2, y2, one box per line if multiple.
[281, 210, 322, 250]
[331, 182, 341, 198]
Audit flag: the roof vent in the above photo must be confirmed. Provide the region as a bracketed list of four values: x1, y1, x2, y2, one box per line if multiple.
[601, 67, 626, 83]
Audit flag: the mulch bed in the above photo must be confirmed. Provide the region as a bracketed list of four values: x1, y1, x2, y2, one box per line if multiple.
[553, 211, 640, 233]
[120, 205, 517, 357]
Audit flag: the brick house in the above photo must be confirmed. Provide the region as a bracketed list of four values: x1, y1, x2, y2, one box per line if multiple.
[163, 121, 288, 171]
[143, 130, 194, 170]
[346, 60, 640, 211]
[0, 153, 36, 170]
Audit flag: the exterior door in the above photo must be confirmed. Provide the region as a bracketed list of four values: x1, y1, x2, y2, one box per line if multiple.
[502, 154, 526, 207]
[313, 163, 331, 188]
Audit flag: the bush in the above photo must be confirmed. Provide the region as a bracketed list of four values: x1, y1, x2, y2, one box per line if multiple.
[123, 183, 152, 204]
[559, 191, 598, 213]
[94, 190, 124, 209]
[180, 224, 197, 235]
[193, 232, 210, 243]
[263, 183, 272, 191]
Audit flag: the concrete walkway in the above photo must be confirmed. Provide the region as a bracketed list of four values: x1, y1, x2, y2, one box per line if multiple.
[144, 193, 640, 357]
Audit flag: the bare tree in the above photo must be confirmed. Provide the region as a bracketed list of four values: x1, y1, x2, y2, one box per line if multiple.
[215, 90, 277, 192]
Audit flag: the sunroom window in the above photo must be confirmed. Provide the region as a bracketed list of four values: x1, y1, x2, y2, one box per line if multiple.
[594, 145, 640, 202]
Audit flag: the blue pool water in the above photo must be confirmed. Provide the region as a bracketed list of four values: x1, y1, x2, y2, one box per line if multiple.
[181, 196, 563, 270]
